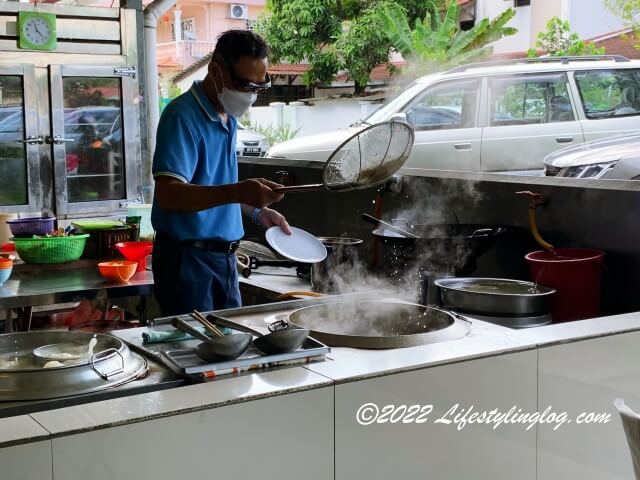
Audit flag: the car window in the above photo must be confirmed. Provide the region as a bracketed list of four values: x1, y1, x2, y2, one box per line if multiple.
[575, 69, 640, 119]
[404, 79, 479, 130]
[364, 82, 426, 125]
[489, 73, 574, 126]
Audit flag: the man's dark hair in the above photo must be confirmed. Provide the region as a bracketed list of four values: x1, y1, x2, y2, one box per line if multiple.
[212, 30, 269, 64]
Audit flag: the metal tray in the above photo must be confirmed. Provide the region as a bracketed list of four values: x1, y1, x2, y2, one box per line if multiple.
[160, 337, 330, 380]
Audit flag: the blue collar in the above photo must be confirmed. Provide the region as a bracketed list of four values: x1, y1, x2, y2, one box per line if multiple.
[189, 80, 220, 123]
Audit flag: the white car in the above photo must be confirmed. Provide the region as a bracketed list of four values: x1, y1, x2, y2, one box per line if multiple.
[267, 56, 640, 172]
[236, 122, 269, 158]
[544, 134, 640, 180]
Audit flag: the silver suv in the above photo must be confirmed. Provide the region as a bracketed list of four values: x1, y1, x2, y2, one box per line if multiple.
[267, 56, 640, 172]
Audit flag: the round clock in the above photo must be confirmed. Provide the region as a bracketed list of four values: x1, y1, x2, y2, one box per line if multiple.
[18, 12, 57, 51]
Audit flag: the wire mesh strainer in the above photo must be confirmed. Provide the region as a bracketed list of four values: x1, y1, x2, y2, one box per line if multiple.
[275, 120, 414, 193]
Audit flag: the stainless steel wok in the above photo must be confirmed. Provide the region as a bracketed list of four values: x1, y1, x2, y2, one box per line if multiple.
[286, 300, 470, 349]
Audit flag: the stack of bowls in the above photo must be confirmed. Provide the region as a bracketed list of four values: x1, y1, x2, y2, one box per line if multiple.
[0, 258, 13, 285]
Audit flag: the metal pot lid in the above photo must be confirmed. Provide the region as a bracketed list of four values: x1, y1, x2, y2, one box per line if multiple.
[287, 301, 470, 349]
[434, 277, 555, 297]
[0, 331, 147, 401]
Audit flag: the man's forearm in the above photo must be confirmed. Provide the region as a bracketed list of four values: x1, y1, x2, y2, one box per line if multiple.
[156, 180, 239, 213]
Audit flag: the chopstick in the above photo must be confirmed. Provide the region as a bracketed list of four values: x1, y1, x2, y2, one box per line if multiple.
[190, 310, 225, 338]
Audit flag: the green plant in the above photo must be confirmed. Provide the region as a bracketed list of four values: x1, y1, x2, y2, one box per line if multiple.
[250, 123, 301, 145]
[377, 0, 517, 77]
[527, 17, 605, 57]
[257, 0, 439, 93]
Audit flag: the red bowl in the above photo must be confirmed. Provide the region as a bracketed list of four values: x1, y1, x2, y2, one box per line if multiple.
[115, 241, 153, 272]
[98, 260, 138, 282]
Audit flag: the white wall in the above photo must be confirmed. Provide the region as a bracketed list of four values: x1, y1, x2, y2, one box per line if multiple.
[477, 0, 532, 54]
[568, 0, 626, 40]
[247, 99, 383, 137]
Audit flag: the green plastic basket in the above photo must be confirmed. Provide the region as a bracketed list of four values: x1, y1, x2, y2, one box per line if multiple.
[12, 234, 90, 264]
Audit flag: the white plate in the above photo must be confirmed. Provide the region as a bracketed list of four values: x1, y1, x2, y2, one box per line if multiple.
[265, 226, 327, 263]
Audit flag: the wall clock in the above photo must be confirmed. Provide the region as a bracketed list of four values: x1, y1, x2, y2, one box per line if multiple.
[18, 11, 57, 51]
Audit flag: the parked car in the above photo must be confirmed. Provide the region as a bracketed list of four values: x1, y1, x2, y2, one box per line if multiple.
[236, 122, 269, 157]
[544, 134, 640, 180]
[267, 56, 640, 172]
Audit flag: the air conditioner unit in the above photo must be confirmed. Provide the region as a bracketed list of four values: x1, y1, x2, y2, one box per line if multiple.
[228, 4, 249, 20]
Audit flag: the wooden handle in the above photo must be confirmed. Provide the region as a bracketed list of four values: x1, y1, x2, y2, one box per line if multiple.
[275, 291, 325, 301]
[273, 184, 325, 193]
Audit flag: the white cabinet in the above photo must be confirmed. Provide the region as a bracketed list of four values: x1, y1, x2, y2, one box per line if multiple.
[334, 351, 537, 480]
[51, 386, 334, 480]
[538, 332, 640, 480]
[0, 441, 52, 480]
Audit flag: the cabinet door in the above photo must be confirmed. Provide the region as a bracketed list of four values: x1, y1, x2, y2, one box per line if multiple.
[538, 332, 640, 480]
[49, 64, 140, 216]
[0, 441, 53, 480]
[334, 351, 537, 480]
[0, 64, 44, 214]
[51, 386, 334, 480]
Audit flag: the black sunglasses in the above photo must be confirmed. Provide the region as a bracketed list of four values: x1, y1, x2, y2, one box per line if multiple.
[218, 57, 271, 93]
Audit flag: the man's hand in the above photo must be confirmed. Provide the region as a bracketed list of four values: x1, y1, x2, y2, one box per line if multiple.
[257, 207, 292, 234]
[238, 178, 284, 208]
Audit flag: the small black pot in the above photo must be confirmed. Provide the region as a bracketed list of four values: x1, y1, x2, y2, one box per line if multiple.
[311, 237, 364, 293]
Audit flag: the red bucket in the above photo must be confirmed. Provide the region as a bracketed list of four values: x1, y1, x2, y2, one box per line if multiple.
[525, 248, 604, 322]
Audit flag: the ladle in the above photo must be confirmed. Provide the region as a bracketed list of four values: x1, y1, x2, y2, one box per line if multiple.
[209, 314, 309, 355]
[170, 317, 252, 362]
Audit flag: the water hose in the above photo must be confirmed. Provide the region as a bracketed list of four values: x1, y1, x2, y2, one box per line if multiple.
[516, 191, 555, 254]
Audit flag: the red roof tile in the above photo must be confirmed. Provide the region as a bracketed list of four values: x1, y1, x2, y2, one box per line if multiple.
[590, 28, 640, 59]
[269, 63, 310, 75]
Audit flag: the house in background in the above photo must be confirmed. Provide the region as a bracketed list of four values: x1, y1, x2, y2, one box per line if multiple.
[460, 0, 627, 54]
[151, 0, 266, 86]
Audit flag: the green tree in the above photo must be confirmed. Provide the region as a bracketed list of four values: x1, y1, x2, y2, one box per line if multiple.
[527, 17, 605, 57]
[256, 0, 435, 94]
[376, 0, 517, 78]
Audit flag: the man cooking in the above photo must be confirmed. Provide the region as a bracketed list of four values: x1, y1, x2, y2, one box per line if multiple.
[151, 30, 291, 317]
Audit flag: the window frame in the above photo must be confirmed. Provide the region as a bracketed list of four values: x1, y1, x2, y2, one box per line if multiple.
[574, 68, 640, 121]
[402, 78, 482, 132]
[487, 72, 576, 127]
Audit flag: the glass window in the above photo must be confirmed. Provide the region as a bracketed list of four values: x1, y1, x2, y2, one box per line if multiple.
[63, 77, 125, 203]
[405, 79, 480, 130]
[575, 69, 640, 119]
[490, 73, 574, 126]
[0, 76, 27, 206]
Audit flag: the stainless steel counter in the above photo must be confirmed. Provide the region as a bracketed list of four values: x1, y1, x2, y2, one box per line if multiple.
[0, 268, 154, 330]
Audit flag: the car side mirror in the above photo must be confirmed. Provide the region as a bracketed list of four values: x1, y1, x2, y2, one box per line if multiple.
[390, 112, 408, 123]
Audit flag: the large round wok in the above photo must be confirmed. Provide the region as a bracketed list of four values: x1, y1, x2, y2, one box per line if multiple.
[372, 223, 506, 275]
[286, 300, 470, 349]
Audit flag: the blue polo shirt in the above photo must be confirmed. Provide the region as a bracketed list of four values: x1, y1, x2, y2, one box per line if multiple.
[151, 81, 243, 241]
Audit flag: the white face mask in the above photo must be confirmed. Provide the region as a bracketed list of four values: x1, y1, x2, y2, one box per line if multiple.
[214, 69, 257, 118]
[218, 88, 257, 118]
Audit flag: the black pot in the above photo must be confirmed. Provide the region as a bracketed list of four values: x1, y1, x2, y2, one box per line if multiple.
[311, 237, 364, 293]
[373, 224, 506, 276]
